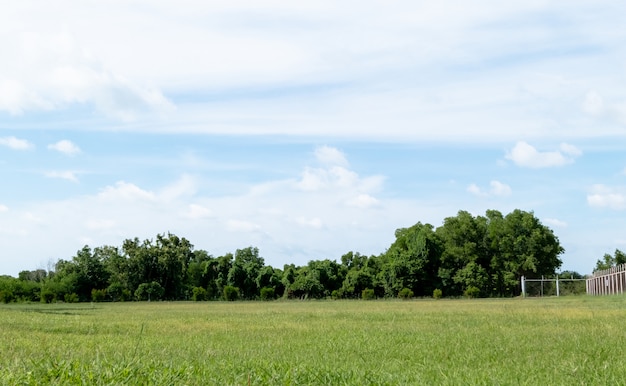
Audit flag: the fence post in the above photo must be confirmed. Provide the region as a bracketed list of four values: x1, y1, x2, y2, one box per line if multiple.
[556, 276, 560, 297]
[521, 275, 525, 297]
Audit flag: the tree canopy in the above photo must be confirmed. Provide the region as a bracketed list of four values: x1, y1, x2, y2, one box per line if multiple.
[0, 209, 568, 303]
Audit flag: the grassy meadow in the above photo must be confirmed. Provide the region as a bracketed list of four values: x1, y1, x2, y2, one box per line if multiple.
[2, 297, 626, 385]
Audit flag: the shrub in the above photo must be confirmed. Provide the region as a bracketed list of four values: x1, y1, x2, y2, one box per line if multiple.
[64, 293, 79, 303]
[433, 288, 443, 299]
[398, 288, 414, 300]
[192, 286, 208, 301]
[91, 289, 107, 302]
[464, 286, 480, 299]
[41, 289, 55, 304]
[260, 287, 275, 301]
[331, 289, 343, 300]
[0, 290, 14, 304]
[223, 286, 240, 301]
[135, 282, 164, 301]
[361, 288, 375, 300]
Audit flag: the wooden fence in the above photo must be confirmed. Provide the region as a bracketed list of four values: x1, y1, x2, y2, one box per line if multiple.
[586, 264, 626, 295]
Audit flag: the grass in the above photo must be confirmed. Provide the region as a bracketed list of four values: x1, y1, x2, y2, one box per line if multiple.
[2, 296, 626, 385]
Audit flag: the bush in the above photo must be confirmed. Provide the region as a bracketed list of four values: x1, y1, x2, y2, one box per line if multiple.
[0, 290, 14, 304]
[260, 287, 275, 301]
[331, 289, 343, 300]
[464, 286, 480, 299]
[41, 289, 55, 304]
[398, 288, 414, 300]
[361, 288, 375, 300]
[223, 286, 240, 301]
[433, 288, 443, 299]
[91, 289, 107, 302]
[192, 286, 208, 301]
[135, 282, 164, 301]
[64, 293, 79, 303]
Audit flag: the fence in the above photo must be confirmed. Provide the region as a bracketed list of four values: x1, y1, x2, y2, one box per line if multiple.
[586, 264, 626, 295]
[520, 275, 587, 297]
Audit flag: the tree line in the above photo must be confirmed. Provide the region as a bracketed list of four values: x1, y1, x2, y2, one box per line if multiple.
[0, 209, 568, 303]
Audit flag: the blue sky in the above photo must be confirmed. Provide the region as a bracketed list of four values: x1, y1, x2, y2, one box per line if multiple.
[2, 1, 626, 276]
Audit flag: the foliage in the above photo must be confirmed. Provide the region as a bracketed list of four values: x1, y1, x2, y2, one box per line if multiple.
[135, 282, 164, 301]
[223, 285, 240, 301]
[594, 249, 626, 272]
[464, 286, 480, 298]
[4, 209, 565, 302]
[259, 287, 275, 301]
[191, 287, 207, 301]
[398, 288, 414, 299]
[361, 288, 375, 300]
[40, 289, 55, 304]
[91, 289, 107, 302]
[64, 293, 79, 303]
[433, 288, 442, 299]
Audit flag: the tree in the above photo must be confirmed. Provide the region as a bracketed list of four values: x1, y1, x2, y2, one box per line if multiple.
[382, 223, 442, 297]
[228, 247, 264, 299]
[594, 249, 626, 272]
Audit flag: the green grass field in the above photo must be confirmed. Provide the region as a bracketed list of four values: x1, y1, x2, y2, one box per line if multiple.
[2, 297, 626, 385]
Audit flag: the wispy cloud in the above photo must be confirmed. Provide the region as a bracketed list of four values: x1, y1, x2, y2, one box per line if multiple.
[48, 140, 81, 156]
[0, 136, 33, 150]
[467, 180, 512, 197]
[506, 141, 581, 168]
[587, 184, 626, 210]
[45, 170, 80, 183]
[543, 218, 568, 228]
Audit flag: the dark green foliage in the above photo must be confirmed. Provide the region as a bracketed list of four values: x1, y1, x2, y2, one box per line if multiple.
[6, 209, 565, 302]
[64, 293, 79, 303]
[595, 249, 626, 272]
[135, 282, 164, 301]
[91, 289, 106, 302]
[433, 288, 442, 299]
[361, 288, 375, 300]
[398, 288, 414, 299]
[223, 285, 240, 301]
[260, 287, 275, 300]
[0, 290, 14, 303]
[192, 287, 207, 301]
[41, 289, 55, 303]
[464, 286, 480, 298]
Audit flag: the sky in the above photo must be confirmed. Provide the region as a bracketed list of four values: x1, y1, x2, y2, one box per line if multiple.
[1, 1, 626, 276]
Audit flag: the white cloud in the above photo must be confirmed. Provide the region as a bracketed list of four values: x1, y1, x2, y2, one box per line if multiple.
[159, 174, 197, 201]
[582, 91, 604, 116]
[85, 219, 116, 231]
[48, 140, 81, 156]
[295, 217, 324, 229]
[0, 25, 173, 119]
[467, 180, 511, 197]
[0, 205, 8, 213]
[346, 194, 380, 208]
[543, 218, 568, 228]
[587, 185, 626, 210]
[506, 141, 581, 168]
[0, 136, 33, 150]
[45, 170, 79, 183]
[226, 219, 261, 232]
[98, 181, 156, 202]
[184, 204, 213, 219]
[315, 146, 349, 167]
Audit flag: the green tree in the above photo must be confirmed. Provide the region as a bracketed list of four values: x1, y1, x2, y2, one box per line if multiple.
[228, 247, 264, 299]
[594, 249, 626, 272]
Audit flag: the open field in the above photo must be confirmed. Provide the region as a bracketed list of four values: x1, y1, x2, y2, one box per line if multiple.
[2, 297, 626, 385]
